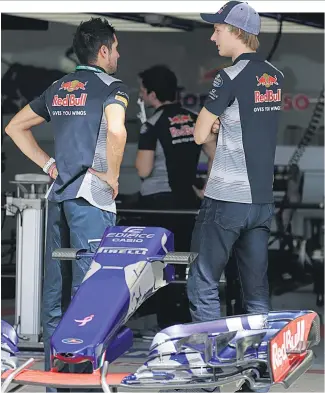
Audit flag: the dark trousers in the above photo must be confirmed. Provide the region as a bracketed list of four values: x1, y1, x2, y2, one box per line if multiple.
[187, 197, 274, 322]
[137, 192, 197, 327]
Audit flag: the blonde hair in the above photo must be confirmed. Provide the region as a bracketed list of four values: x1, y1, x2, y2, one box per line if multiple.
[228, 25, 260, 51]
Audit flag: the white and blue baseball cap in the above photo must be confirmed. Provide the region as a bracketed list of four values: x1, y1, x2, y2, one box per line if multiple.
[200, 1, 261, 35]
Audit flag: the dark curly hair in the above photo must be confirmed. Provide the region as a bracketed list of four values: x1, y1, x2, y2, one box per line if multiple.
[73, 17, 116, 64]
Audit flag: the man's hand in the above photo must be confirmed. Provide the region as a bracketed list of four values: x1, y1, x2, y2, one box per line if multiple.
[48, 163, 58, 180]
[192, 184, 205, 200]
[194, 107, 219, 145]
[88, 169, 119, 200]
[211, 118, 220, 134]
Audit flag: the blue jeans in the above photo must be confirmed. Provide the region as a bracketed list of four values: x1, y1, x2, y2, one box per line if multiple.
[42, 198, 116, 388]
[187, 197, 274, 322]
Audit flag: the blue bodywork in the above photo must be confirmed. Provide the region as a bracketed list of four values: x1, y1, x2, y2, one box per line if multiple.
[1, 226, 321, 391]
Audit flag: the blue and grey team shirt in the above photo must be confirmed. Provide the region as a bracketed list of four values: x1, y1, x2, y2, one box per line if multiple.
[29, 65, 129, 214]
[138, 103, 201, 199]
[204, 52, 284, 204]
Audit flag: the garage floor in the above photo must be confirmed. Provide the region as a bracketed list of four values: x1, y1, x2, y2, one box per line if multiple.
[1, 284, 324, 392]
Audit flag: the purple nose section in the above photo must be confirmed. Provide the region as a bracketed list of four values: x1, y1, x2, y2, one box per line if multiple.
[50, 226, 175, 370]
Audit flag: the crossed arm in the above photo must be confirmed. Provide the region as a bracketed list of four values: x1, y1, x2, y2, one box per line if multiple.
[194, 107, 219, 145]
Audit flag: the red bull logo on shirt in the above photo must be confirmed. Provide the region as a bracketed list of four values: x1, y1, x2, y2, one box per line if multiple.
[52, 93, 88, 107]
[254, 89, 281, 104]
[168, 114, 193, 126]
[59, 80, 88, 92]
[256, 73, 278, 88]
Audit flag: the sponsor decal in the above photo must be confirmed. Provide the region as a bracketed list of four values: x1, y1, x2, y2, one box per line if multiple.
[97, 247, 148, 255]
[116, 90, 129, 99]
[213, 74, 223, 88]
[256, 73, 278, 88]
[74, 314, 94, 327]
[59, 80, 88, 92]
[168, 114, 193, 125]
[52, 94, 87, 107]
[62, 338, 83, 344]
[177, 91, 311, 112]
[254, 89, 282, 104]
[208, 88, 218, 101]
[106, 227, 155, 243]
[115, 94, 128, 107]
[169, 125, 194, 138]
[269, 313, 315, 383]
[123, 227, 146, 233]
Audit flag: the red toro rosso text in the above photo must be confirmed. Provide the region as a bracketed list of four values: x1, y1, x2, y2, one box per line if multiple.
[52, 94, 87, 107]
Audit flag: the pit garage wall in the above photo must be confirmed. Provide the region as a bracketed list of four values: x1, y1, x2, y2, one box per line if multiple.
[2, 21, 324, 202]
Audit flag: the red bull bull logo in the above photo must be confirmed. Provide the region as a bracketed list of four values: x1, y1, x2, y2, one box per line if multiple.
[168, 114, 193, 126]
[256, 73, 278, 88]
[52, 93, 88, 107]
[255, 89, 281, 104]
[59, 80, 88, 92]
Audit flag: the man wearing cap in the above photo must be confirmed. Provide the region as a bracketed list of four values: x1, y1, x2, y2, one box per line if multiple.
[187, 0, 284, 333]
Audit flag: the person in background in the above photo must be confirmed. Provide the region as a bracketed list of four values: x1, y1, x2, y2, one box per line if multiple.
[135, 65, 217, 330]
[135, 64, 216, 210]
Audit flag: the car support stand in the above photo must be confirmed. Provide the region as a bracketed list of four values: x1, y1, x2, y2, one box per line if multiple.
[5, 174, 51, 348]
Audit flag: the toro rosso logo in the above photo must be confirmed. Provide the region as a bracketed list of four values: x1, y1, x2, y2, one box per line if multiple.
[59, 80, 88, 92]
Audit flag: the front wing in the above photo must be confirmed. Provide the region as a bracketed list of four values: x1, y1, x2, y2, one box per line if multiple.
[1, 311, 320, 392]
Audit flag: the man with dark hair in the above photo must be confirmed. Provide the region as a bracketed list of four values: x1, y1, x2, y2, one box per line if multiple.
[136, 65, 216, 210]
[5, 17, 129, 385]
[135, 65, 216, 330]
